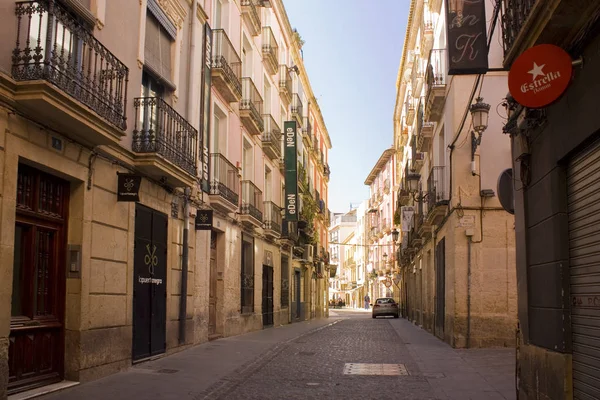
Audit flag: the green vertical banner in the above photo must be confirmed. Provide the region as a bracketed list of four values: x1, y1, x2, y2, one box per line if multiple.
[199, 23, 212, 193]
[284, 121, 298, 222]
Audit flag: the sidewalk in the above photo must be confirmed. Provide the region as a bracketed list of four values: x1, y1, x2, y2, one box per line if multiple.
[391, 319, 516, 400]
[37, 318, 337, 400]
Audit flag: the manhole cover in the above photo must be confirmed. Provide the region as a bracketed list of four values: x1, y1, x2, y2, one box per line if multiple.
[299, 351, 315, 356]
[343, 363, 408, 376]
[156, 369, 179, 374]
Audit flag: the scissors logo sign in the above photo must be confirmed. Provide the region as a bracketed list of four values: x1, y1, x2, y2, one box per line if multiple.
[145, 244, 158, 275]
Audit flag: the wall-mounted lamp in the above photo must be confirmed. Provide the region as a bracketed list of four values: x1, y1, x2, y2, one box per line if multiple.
[470, 97, 491, 161]
[406, 172, 429, 202]
[288, 65, 299, 74]
[391, 228, 400, 242]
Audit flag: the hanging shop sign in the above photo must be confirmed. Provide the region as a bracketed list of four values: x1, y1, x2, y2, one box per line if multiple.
[508, 44, 572, 109]
[195, 209, 213, 230]
[117, 173, 142, 202]
[400, 206, 415, 232]
[444, 0, 489, 75]
[284, 121, 298, 222]
[199, 23, 213, 193]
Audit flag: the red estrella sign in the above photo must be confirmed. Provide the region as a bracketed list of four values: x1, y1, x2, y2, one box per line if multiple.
[508, 44, 573, 109]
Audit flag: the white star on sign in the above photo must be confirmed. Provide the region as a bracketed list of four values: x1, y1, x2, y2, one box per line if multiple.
[528, 62, 546, 81]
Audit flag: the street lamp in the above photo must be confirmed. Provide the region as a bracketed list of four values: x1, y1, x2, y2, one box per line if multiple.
[470, 96, 491, 161]
[406, 172, 429, 202]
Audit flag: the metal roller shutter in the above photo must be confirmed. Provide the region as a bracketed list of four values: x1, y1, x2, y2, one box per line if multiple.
[568, 139, 600, 399]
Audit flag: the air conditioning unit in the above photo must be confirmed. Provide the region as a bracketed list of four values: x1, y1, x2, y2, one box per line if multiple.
[304, 244, 314, 262]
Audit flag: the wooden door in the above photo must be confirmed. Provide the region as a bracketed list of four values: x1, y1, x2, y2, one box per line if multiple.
[435, 238, 446, 339]
[262, 266, 273, 327]
[209, 231, 217, 336]
[9, 165, 69, 395]
[132, 204, 167, 362]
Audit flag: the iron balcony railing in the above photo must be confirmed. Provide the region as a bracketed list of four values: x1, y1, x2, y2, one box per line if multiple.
[13, 0, 129, 130]
[240, 77, 263, 130]
[291, 93, 303, 119]
[501, 0, 537, 56]
[425, 49, 446, 93]
[261, 26, 278, 74]
[261, 114, 282, 158]
[212, 29, 242, 98]
[210, 153, 240, 206]
[427, 166, 448, 212]
[133, 97, 197, 175]
[279, 65, 292, 98]
[324, 163, 330, 178]
[302, 116, 311, 135]
[410, 54, 424, 94]
[240, 0, 261, 34]
[263, 201, 282, 234]
[241, 180, 263, 222]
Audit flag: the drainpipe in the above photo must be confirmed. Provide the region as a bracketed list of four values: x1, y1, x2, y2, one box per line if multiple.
[179, 187, 190, 344]
[466, 232, 473, 348]
[187, 0, 198, 121]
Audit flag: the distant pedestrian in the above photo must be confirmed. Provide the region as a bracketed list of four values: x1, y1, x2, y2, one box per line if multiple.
[364, 294, 370, 310]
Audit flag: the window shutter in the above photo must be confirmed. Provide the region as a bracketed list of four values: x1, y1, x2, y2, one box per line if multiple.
[144, 13, 172, 82]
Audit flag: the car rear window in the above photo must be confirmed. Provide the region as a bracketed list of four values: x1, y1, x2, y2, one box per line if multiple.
[376, 298, 395, 304]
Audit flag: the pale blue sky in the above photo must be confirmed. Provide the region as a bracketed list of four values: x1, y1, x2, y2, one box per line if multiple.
[283, 0, 408, 214]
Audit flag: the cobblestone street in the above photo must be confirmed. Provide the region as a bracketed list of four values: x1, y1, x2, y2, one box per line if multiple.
[37, 310, 515, 400]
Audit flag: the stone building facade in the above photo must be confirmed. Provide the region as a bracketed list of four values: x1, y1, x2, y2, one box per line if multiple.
[0, 0, 330, 397]
[499, 0, 600, 398]
[392, 0, 516, 348]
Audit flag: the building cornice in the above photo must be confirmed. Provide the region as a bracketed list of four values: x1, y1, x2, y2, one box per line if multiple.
[364, 148, 395, 185]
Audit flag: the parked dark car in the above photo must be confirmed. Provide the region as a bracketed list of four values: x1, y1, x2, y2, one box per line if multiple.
[371, 297, 399, 318]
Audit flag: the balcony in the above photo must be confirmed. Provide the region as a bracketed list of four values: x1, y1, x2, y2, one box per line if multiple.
[11, 0, 128, 147]
[324, 163, 330, 181]
[383, 178, 390, 194]
[417, 121, 435, 152]
[500, 0, 594, 66]
[298, 163, 307, 191]
[240, 181, 263, 227]
[417, 198, 432, 239]
[282, 220, 298, 241]
[240, 78, 264, 135]
[241, 0, 261, 36]
[279, 65, 292, 105]
[425, 49, 447, 122]
[421, 2, 434, 51]
[291, 93, 303, 125]
[263, 201, 282, 238]
[211, 29, 242, 103]
[412, 151, 425, 171]
[261, 114, 282, 161]
[302, 116, 312, 142]
[132, 97, 197, 187]
[427, 166, 449, 226]
[209, 153, 240, 214]
[405, 95, 415, 125]
[410, 54, 424, 97]
[262, 27, 279, 75]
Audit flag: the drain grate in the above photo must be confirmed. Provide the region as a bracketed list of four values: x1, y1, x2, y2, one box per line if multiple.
[156, 369, 179, 374]
[343, 363, 408, 376]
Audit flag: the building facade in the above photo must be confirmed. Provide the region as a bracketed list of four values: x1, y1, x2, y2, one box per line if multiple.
[364, 148, 399, 302]
[0, 0, 330, 397]
[328, 209, 357, 304]
[499, 0, 600, 398]
[392, 0, 516, 348]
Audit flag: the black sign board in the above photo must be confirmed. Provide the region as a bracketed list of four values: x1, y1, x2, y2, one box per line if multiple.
[195, 209, 213, 230]
[445, 0, 488, 75]
[117, 173, 142, 202]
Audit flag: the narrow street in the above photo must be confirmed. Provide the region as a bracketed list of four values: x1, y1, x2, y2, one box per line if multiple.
[38, 310, 515, 400]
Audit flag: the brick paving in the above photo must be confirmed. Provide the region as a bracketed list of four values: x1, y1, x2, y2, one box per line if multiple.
[37, 309, 516, 400]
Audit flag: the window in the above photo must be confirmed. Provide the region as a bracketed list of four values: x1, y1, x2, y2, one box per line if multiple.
[265, 167, 272, 201]
[281, 255, 289, 308]
[241, 233, 254, 313]
[242, 138, 253, 180]
[213, 0, 222, 29]
[139, 71, 165, 133]
[212, 104, 227, 153]
[264, 77, 271, 114]
[145, 11, 174, 82]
